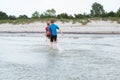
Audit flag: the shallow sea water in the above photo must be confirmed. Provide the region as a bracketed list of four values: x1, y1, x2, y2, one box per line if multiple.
[0, 34, 120, 80]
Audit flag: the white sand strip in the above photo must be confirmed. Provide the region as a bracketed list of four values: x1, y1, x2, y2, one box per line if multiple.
[0, 21, 120, 34]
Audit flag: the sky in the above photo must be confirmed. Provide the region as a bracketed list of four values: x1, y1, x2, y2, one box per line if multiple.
[0, 0, 120, 17]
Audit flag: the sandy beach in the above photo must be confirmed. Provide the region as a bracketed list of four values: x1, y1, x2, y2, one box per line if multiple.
[0, 20, 120, 34]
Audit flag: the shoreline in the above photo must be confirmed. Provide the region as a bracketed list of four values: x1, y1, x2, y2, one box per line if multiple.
[0, 31, 120, 34]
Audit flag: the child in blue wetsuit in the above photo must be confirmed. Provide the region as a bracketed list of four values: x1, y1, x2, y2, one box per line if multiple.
[48, 19, 63, 47]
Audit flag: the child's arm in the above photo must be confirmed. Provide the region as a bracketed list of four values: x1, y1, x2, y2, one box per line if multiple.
[57, 25, 64, 36]
[44, 27, 47, 36]
[59, 29, 64, 36]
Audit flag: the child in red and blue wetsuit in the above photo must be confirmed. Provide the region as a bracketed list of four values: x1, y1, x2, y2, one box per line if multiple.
[45, 21, 51, 41]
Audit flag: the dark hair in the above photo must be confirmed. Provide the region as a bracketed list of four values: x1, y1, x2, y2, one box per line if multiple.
[47, 23, 50, 26]
[47, 21, 50, 26]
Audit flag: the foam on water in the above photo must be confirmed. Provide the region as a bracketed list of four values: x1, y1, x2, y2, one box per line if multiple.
[56, 44, 64, 53]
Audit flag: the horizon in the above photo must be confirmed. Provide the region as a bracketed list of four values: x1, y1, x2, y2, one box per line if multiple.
[0, 0, 120, 17]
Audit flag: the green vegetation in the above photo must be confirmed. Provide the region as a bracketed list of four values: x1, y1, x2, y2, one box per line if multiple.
[91, 2, 105, 17]
[0, 2, 120, 25]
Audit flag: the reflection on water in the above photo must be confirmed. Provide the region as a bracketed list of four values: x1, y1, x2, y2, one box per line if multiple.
[0, 34, 120, 80]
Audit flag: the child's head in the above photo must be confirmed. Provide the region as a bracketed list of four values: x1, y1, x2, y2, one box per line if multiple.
[50, 19, 56, 23]
[47, 21, 50, 26]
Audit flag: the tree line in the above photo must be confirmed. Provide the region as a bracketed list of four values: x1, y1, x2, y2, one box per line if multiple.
[0, 2, 120, 20]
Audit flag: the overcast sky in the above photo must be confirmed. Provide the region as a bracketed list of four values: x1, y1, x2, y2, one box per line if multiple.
[0, 0, 120, 17]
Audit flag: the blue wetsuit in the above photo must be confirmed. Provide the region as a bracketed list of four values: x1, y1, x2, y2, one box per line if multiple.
[48, 23, 59, 42]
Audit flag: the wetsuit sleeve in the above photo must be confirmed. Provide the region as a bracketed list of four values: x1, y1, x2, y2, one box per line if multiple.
[56, 25, 59, 29]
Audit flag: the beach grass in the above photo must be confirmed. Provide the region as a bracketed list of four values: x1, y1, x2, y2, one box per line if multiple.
[72, 19, 90, 25]
[0, 19, 49, 24]
[0, 17, 120, 25]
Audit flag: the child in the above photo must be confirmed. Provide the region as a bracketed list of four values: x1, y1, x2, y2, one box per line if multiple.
[48, 19, 63, 47]
[45, 21, 51, 42]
